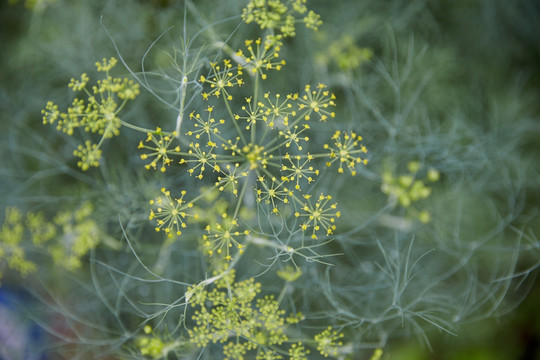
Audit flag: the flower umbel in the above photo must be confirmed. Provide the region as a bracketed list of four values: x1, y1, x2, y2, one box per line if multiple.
[203, 216, 249, 261]
[187, 270, 302, 357]
[324, 130, 368, 175]
[0, 207, 36, 280]
[235, 96, 268, 130]
[149, 188, 193, 237]
[314, 326, 344, 357]
[256, 176, 293, 214]
[199, 59, 243, 101]
[298, 83, 336, 121]
[236, 38, 286, 80]
[41, 57, 140, 170]
[295, 193, 340, 239]
[280, 154, 319, 190]
[138, 127, 180, 172]
[263, 92, 297, 127]
[49, 202, 100, 271]
[381, 161, 439, 223]
[73, 140, 102, 171]
[242, 0, 322, 39]
[186, 107, 224, 146]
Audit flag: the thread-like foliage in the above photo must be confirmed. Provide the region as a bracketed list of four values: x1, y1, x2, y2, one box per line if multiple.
[0, 0, 538, 359]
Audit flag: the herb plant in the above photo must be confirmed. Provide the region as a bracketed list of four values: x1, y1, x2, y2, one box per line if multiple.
[1, 0, 539, 359]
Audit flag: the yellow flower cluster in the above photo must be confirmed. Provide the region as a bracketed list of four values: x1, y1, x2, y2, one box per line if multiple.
[149, 188, 194, 237]
[324, 130, 369, 175]
[298, 83, 336, 121]
[0, 203, 101, 282]
[136, 326, 169, 358]
[42, 57, 140, 170]
[314, 326, 344, 357]
[138, 127, 180, 172]
[199, 59, 243, 101]
[295, 193, 340, 239]
[381, 161, 440, 223]
[203, 216, 249, 261]
[73, 140, 102, 171]
[49, 202, 100, 271]
[142, 37, 369, 257]
[186, 270, 306, 359]
[0, 208, 36, 282]
[242, 0, 322, 40]
[236, 38, 286, 79]
[316, 34, 374, 71]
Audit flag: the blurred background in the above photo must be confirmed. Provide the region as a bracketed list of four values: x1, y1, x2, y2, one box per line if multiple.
[1, 0, 539, 359]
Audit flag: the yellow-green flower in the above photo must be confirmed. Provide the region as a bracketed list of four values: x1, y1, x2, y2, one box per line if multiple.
[295, 193, 340, 239]
[149, 188, 193, 237]
[214, 164, 247, 196]
[242, 0, 322, 39]
[380, 161, 439, 223]
[236, 38, 286, 80]
[280, 154, 319, 190]
[49, 202, 100, 271]
[0, 207, 37, 281]
[73, 140, 102, 171]
[256, 176, 293, 214]
[235, 96, 268, 130]
[298, 83, 336, 121]
[199, 59, 243, 101]
[263, 92, 297, 127]
[42, 57, 139, 170]
[289, 342, 310, 360]
[186, 107, 224, 146]
[278, 124, 310, 151]
[203, 216, 249, 261]
[324, 130, 368, 175]
[138, 127, 180, 172]
[314, 326, 344, 357]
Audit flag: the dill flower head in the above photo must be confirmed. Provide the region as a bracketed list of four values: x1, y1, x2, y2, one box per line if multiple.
[236, 38, 286, 80]
[138, 127, 180, 172]
[314, 326, 344, 357]
[187, 270, 301, 358]
[295, 193, 340, 239]
[298, 83, 336, 121]
[199, 59, 243, 101]
[242, 0, 322, 39]
[49, 202, 100, 271]
[136, 6, 366, 257]
[203, 216, 249, 261]
[41, 57, 140, 170]
[73, 140, 102, 171]
[146, 69, 368, 250]
[381, 161, 440, 223]
[0, 207, 37, 280]
[149, 188, 194, 237]
[324, 130, 368, 175]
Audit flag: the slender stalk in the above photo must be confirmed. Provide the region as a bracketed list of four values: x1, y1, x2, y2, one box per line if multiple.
[232, 173, 250, 220]
[224, 96, 247, 145]
[120, 120, 153, 133]
[175, 76, 189, 137]
[251, 74, 260, 144]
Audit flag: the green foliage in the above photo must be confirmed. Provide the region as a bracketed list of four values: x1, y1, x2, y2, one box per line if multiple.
[1, 0, 539, 359]
[8, 0, 56, 11]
